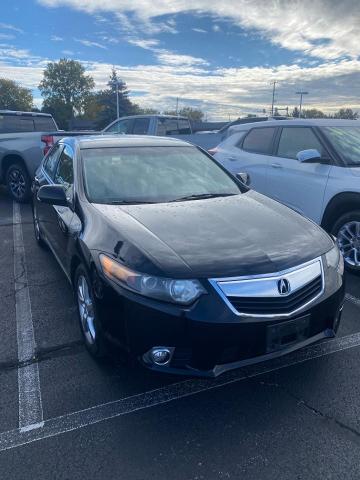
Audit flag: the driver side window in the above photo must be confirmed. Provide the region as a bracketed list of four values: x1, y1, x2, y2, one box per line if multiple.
[54, 145, 74, 197]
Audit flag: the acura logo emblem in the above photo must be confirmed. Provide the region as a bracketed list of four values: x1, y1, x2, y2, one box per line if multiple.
[278, 278, 291, 295]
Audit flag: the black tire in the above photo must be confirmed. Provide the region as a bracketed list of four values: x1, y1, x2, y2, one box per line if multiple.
[32, 201, 47, 249]
[74, 264, 107, 358]
[6, 162, 31, 203]
[331, 210, 360, 274]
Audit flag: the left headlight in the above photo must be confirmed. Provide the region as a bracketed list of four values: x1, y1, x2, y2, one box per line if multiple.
[99, 254, 206, 305]
[325, 244, 344, 275]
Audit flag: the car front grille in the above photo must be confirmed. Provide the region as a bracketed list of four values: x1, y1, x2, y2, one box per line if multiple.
[229, 275, 322, 315]
[210, 258, 324, 317]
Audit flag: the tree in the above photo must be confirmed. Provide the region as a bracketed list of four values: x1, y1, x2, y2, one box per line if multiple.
[42, 98, 73, 130]
[92, 68, 137, 129]
[291, 107, 300, 118]
[134, 106, 160, 115]
[302, 108, 327, 118]
[178, 107, 204, 121]
[334, 108, 358, 120]
[162, 107, 204, 121]
[0, 78, 33, 111]
[39, 58, 95, 128]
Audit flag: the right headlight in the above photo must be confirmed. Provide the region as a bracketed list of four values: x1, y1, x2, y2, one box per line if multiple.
[325, 244, 344, 275]
[99, 254, 206, 305]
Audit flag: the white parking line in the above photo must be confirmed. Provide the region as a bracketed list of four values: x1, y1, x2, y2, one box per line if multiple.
[1, 330, 360, 452]
[13, 202, 43, 430]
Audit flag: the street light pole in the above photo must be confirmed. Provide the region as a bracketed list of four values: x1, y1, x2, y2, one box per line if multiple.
[116, 82, 119, 119]
[271, 81, 276, 116]
[296, 91, 308, 118]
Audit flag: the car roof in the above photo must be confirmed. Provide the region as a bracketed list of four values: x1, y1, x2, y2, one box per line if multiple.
[0, 110, 53, 117]
[228, 118, 360, 132]
[62, 134, 193, 149]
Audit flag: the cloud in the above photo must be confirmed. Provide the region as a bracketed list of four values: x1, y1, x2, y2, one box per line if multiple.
[0, 22, 23, 34]
[126, 36, 209, 67]
[192, 28, 207, 33]
[37, 0, 360, 60]
[51, 35, 63, 41]
[62, 49, 74, 55]
[74, 38, 107, 49]
[155, 51, 209, 67]
[0, 33, 15, 40]
[127, 38, 160, 50]
[2, 45, 359, 119]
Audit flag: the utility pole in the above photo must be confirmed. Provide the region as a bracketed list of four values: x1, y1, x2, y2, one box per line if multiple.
[110, 80, 121, 119]
[271, 81, 276, 116]
[296, 91, 308, 118]
[116, 82, 119, 119]
[175, 97, 179, 115]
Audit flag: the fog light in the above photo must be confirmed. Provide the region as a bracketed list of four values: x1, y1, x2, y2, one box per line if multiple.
[150, 347, 172, 365]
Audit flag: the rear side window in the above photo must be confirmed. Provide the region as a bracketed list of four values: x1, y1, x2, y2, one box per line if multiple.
[43, 145, 62, 179]
[277, 127, 326, 159]
[156, 118, 190, 136]
[242, 128, 276, 154]
[178, 119, 191, 134]
[0, 115, 35, 133]
[132, 118, 150, 135]
[106, 119, 133, 134]
[34, 116, 56, 131]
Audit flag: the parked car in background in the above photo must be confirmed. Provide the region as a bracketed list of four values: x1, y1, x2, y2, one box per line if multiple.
[32, 135, 344, 376]
[212, 119, 360, 272]
[0, 110, 93, 202]
[103, 114, 223, 150]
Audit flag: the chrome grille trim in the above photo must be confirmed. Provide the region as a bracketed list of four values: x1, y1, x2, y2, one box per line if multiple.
[209, 257, 325, 318]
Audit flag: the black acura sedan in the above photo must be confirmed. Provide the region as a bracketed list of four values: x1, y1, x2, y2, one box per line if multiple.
[32, 135, 345, 377]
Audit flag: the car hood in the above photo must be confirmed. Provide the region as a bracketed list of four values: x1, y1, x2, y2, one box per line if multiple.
[92, 191, 333, 278]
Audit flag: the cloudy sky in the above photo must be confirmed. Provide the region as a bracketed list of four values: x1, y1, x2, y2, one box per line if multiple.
[1, 0, 359, 119]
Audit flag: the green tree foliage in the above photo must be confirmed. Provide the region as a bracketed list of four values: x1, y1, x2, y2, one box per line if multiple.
[333, 108, 359, 120]
[178, 107, 204, 121]
[163, 107, 204, 121]
[91, 68, 137, 129]
[39, 59, 95, 128]
[0, 78, 33, 111]
[302, 108, 327, 118]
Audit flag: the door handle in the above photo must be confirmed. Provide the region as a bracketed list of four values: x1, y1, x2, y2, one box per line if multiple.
[271, 163, 283, 168]
[228, 156, 237, 161]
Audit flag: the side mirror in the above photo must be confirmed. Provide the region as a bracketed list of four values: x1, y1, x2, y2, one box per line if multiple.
[236, 172, 251, 186]
[296, 149, 321, 163]
[37, 185, 68, 206]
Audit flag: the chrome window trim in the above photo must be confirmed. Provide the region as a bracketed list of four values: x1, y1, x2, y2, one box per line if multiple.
[209, 257, 325, 319]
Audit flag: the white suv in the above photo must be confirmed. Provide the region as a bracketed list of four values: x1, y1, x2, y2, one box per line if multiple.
[213, 119, 360, 272]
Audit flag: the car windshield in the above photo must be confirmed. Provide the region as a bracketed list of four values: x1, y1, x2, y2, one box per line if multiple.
[322, 126, 360, 165]
[81, 146, 241, 204]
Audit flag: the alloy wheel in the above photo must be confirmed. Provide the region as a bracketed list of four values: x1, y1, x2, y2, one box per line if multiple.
[337, 221, 360, 267]
[8, 168, 26, 199]
[77, 275, 96, 345]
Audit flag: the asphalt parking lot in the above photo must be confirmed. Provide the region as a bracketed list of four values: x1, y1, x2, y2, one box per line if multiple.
[1, 186, 360, 479]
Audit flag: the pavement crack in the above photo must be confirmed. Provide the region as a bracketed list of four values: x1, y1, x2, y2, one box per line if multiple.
[259, 379, 360, 445]
[0, 340, 84, 374]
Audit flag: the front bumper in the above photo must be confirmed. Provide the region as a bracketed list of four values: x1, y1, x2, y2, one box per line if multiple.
[100, 270, 345, 377]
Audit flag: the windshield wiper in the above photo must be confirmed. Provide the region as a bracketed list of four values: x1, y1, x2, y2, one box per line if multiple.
[106, 200, 156, 205]
[170, 193, 237, 202]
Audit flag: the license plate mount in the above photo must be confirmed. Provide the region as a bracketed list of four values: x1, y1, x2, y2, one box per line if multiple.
[266, 315, 310, 353]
